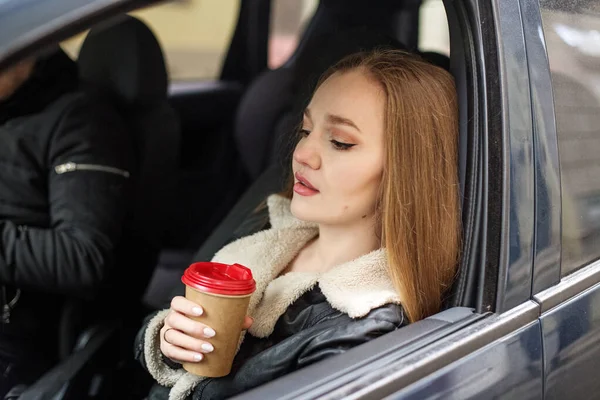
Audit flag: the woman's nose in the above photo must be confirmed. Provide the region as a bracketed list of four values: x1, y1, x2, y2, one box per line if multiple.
[293, 135, 321, 170]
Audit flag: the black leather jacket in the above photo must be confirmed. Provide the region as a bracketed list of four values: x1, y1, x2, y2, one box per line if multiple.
[0, 49, 134, 367]
[135, 285, 406, 400]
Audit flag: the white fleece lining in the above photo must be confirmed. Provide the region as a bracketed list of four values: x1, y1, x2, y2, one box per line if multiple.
[143, 309, 186, 387]
[169, 373, 204, 400]
[143, 194, 403, 400]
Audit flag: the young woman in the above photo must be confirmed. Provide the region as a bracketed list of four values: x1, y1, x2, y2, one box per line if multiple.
[135, 48, 460, 400]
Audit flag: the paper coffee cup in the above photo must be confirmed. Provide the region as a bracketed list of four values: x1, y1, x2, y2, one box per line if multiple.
[180, 262, 256, 377]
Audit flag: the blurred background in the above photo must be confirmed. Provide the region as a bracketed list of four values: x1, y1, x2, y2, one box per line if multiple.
[60, 0, 600, 279]
[61, 0, 449, 81]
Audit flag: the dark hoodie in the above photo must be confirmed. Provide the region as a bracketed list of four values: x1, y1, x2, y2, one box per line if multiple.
[0, 49, 133, 381]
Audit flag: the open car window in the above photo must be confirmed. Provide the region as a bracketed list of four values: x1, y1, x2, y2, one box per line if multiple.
[60, 0, 240, 81]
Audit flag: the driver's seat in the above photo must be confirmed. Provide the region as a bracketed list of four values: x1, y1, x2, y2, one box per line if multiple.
[77, 14, 180, 312]
[11, 15, 180, 400]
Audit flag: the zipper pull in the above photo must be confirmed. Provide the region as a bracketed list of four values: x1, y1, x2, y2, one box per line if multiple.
[55, 162, 77, 174]
[1, 287, 8, 324]
[2, 304, 10, 324]
[1, 288, 19, 324]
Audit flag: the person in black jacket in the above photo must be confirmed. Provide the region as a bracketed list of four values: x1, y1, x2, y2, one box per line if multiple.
[135, 49, 461, 400]
[0, 48, 134, 395]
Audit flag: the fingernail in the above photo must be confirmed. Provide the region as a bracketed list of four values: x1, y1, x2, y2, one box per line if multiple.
[192, 307, 203, 316]
[204, 327, 216, 338]
[194, 353, 203, 361]
[201, 343, 214, 353]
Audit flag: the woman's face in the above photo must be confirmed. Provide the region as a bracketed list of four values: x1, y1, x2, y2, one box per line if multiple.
[291, 69, 386, 226]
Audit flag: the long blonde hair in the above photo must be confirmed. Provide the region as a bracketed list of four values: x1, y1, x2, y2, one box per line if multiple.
[282, 49, 461, 322]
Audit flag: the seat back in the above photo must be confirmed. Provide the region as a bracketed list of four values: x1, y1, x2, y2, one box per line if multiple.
[234, 0, 420, 180]
[171, 1, 424, 251]
[232, 25, 451, 184]
[77, 15, 180, 308]
[181, 45, 458, 310]
[160, 30, 412, 306]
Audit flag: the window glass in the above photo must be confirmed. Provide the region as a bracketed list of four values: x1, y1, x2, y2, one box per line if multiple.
[269, 0, 318, 69]
[62, 0, 240, 81]
[61, 32, 87, 60]
[539, 1, 600, 276]
[419, 0, 450, 56]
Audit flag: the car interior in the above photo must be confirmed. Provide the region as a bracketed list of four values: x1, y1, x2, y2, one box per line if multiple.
[12, 0, 490, 398]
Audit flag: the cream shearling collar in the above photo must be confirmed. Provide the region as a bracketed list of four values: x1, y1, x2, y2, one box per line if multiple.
[143, 194, 402, 400]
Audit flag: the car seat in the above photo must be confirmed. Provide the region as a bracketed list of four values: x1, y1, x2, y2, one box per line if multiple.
[152, 31, 458, 309]
[146, 0, 453, 308]
[53, 14, 180, 358]
[233, 0, 422, 181]
[197, 42, 471, 313]
[164, 0, 423, 255]
[12, 14, 180, 400]
[233, 28, 409, 181]
[139, 28, 415, 310]
[172, 44, 467, 312]
[77, 14, 180, 307]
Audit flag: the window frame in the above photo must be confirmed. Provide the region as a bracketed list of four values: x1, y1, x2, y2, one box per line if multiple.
[220, 0, 270, 84]
[490, 0, 537, 313]
[230, 0, 539, 395]
[0, 0, 153, 70]
[521, 0, 562, 294]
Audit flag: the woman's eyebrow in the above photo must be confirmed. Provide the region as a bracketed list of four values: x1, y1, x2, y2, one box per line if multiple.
[326, 113, 361, 133]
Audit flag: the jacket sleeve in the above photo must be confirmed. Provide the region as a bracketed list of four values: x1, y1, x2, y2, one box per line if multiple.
[295, 317, 400, 368]
[198, 314, 401, 399]
[0, 96, 134, 297]
[134, 309, 187, 387]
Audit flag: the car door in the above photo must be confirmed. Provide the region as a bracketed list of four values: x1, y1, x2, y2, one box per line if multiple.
[530, 1, 600, 399]
[229, 0, 546, 398]
[379, 0, 544, 397]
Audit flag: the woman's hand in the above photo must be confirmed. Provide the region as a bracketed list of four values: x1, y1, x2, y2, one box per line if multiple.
[160, 296, 253, 363]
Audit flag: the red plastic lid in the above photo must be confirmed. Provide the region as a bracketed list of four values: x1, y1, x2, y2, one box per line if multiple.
[182, 262, 256, 296]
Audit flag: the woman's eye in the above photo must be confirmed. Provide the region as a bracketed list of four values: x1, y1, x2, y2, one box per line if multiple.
[299, 129, 311, 137]
[331, 140, 356, 150]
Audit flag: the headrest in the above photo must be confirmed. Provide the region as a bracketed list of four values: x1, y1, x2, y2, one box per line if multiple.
[234, 28, 408, 178]
[77, 15, 167, 106]
[419, 51, 450, 71]
[290, 28, 407, 112]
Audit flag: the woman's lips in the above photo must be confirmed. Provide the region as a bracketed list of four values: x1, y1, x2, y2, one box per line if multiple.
[294, 182, 319, 196]
[295, 172, 318, 190]
[294, 172, 319, 196]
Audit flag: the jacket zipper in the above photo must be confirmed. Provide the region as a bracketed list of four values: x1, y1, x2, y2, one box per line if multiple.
[54, 162, 130, 178]
[1, 286, 21, 324]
